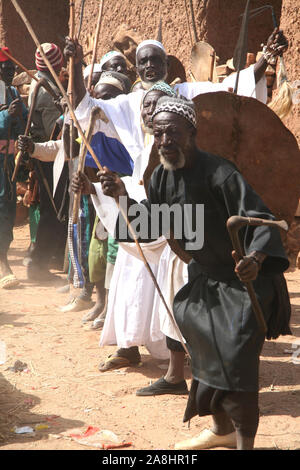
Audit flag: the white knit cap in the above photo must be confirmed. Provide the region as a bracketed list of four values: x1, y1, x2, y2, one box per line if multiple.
[136, 40, 166, 57]
[99, 51, 126, 71]
[83, 63, 102, 79]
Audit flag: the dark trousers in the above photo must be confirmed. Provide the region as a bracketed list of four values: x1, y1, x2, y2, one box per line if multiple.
[30, 161, 69, 269]
[166, 336, 259, 437]
[0, 156, 16, 256]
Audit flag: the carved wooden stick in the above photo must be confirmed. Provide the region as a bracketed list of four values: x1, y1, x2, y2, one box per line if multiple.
[87, 0, 104, 91]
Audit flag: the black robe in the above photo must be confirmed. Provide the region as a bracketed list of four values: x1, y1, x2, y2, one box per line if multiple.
[116, 149, 291, 411]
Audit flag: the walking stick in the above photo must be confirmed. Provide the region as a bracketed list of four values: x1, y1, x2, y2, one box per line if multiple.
[226, 215, 288, 334]
[87, 0, 104, 92]
[183, 0, 194, 47]
[11, 0, 190, 357]
[68, 1, 76, 161]
[188, 0, 198, 44]
[72, 106, 103, 224]
[11, 78, 46, 182]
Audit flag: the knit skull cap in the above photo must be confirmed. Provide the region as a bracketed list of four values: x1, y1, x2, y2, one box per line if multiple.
[143, 81, 177, 103]
[35, 43, 63, 72]
[136, 40, 166, 57]
[95, 71, 131, 94]
[0, 47, 12, 62]
[99, 51, 126, 71]
[83, 63, 102, 79]
[152, 95, 197, 128]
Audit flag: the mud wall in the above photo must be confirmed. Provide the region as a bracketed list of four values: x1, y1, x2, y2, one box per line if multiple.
[279, 0, 300, 145]
[0, 0, 69, 69]
[75, 0, 282, 70]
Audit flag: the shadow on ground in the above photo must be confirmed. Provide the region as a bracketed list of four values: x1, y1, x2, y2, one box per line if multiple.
[0, 372, 84, 447]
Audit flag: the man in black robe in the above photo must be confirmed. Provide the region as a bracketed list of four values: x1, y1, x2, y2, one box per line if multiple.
[72, 96, 291, 450]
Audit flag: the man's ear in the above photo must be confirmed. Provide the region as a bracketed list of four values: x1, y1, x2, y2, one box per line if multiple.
[190, 125, 197, 139]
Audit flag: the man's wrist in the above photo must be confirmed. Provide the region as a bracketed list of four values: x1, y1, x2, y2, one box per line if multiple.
[249, 251, 266, 269]
[89, 182, 96, 195]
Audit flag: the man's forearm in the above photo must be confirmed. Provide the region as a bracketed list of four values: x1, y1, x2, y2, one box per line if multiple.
[74, 62, 86, 107]
[254, 56, 268, 84]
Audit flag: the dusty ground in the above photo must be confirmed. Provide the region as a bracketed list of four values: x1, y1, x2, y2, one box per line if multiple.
[0, 223, 300, 451]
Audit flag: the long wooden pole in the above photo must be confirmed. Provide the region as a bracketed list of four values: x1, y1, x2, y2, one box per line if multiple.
[68, 1, 76, 161]
[72, 107, 103, 224]
[188, 0, 198, 44]
[184, 0, 194, 47]
[87, 0, 104, 91]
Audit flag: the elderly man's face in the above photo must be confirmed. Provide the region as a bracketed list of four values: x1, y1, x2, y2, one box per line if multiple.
[153, 111, 195, 170]
[0, 60, 16, 86]
[136, 46, 167, 84]
[141, 89, 165, 131]
[102, 56, 128, 75]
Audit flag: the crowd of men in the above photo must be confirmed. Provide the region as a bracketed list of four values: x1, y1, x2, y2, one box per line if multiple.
[0, 23, 293, 450]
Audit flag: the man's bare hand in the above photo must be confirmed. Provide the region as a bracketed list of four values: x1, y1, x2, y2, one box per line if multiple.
[71, 171, 95, 195]
[97, 167, 128, 201]
[232, 250, 260, 282]
[8, 98, 22, 118]
[266, 27, 288, 58]
[17, 135, 34, 154]
[64, 37, 84, 65]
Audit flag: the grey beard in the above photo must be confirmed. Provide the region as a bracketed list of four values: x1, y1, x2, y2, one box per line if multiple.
[140, 71, 168, 90]
[159, 148, 186, 171]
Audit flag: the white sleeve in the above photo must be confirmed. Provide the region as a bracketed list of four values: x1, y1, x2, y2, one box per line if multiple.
[32, 140, 62, 162]
[175, 81, 225, 100]
[75, 91, 120, 140]
[175, 65, 267, 104]
[222, 64, 267, 103]
[76, 90, 145, 163]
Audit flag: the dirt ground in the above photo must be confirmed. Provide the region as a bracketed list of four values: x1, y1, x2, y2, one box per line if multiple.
[0, 223, 300, 451]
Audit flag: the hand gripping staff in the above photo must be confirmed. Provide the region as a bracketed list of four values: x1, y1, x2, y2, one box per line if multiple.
[72, 106, 103, 224]
[226, 215, 289, 334]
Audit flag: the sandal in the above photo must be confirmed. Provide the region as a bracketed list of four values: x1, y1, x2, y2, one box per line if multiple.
[98, 353, 142, 372]
[0, 274, 20, 289]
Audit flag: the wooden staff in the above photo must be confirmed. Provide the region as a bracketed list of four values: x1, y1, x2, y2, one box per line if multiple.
[68, 1, 76, 161]
[226, 215, 288, 334]
[184, 0, 194, 47]
[77, 0, 86, 40]
[72, 106, 103, 224]
[11, 78, 45, 182]
[10, 0, 190, 356]
[188, 0, 198, 43]
[87, 0, 104, 91]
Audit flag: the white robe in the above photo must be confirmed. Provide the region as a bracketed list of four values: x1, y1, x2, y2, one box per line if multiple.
[91, 139, 170, 359]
